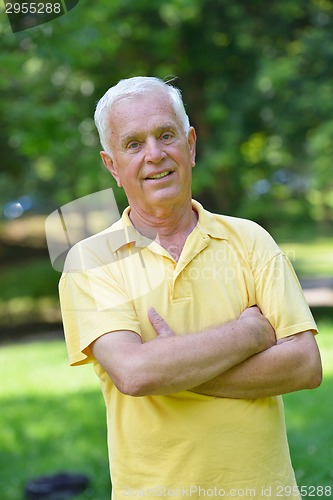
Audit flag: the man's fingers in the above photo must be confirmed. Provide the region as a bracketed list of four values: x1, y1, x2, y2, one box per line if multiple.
[148, 308, 175, 338]
[240, 306, 261, 318]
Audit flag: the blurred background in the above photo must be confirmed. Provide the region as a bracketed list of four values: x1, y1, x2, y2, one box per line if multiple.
[0, 0, 332, 498]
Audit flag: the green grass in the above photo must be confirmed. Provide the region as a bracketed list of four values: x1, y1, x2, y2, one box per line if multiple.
[284, 317, 333, 488]
[0, 341, 110, 500]
[0, 314, 332, 499]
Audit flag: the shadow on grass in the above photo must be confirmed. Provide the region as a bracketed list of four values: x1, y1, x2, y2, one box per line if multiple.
[0, 389, 110, 500]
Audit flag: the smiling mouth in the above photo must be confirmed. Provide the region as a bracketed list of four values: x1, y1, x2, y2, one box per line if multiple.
[146, 171, 173, 180]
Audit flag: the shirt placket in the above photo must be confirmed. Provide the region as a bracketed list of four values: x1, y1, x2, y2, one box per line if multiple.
[171, 233, 210, 301]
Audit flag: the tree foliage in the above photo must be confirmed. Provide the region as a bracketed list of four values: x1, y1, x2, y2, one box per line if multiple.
[1, 0, 332, 231]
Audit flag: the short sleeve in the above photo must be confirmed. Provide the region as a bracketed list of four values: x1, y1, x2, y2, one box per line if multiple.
[254, 252, 318, 339]
[59, 267, 142, 366]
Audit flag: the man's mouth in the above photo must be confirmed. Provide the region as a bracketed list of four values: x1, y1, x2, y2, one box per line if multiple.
[145, 171, 173, 180]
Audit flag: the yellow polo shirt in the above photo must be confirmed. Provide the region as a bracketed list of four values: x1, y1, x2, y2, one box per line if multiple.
[59, 200, 317, 500]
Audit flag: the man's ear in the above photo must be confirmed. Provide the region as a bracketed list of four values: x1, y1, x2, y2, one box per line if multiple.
[100, 151, 122, 187]
[187, 127, 197, 168]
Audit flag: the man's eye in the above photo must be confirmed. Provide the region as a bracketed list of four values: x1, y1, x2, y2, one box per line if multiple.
[161, 133, 174, 141]
[128, 142, 140, 150]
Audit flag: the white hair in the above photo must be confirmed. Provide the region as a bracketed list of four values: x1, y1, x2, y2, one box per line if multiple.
[94, 76, 190, 154]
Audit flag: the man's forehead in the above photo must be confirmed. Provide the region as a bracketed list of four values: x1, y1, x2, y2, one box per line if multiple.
[112, 92, 173, 117]
[109, 93, 181, 136]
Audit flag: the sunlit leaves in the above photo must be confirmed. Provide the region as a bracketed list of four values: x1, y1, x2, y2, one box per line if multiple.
[0, 0, 332, 231]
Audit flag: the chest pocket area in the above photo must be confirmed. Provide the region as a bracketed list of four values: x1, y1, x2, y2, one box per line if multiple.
[179, 242, 256, 325]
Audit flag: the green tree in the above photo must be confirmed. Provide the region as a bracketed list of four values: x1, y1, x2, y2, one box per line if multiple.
[0, 0, 332, 232]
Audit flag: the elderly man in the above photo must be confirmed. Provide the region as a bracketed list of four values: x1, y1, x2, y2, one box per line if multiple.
[59, 76, 322, 500]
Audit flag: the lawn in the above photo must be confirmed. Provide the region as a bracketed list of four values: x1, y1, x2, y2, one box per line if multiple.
[0, 312, 332, 499]
[284, 313, 333, 489]
[0, 340, 110, 500]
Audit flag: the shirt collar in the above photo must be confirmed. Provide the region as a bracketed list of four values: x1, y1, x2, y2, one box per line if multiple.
[192, 200, 227, 241]
[108, 200, 227, 253]
[107, 208, 152, 253]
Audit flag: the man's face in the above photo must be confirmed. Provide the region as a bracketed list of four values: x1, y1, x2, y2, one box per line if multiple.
[100, 91, 196, 213]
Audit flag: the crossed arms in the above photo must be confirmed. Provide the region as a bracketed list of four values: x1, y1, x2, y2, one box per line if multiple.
[92, 306, 322, 399]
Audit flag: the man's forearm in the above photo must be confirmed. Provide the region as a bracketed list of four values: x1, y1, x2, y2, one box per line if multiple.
[190, 331, 322, 399]
[92, 308, 275, 397]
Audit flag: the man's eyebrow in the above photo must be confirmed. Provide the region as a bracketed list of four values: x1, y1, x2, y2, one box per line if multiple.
[158, 122, 178, 132]
[119, 132, 140, 145]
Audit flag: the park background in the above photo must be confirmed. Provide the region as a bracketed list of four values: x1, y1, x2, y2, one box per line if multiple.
[0, 0, 332, 498]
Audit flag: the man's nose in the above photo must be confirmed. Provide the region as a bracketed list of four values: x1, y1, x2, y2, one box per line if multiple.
[144, 138, 166, 163]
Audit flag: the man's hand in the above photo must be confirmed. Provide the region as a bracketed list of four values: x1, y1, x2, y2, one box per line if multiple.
[239, 306, 263, 319]
[148, 307, 175, 338]
[148, 305, 276, 349]
[239, 306, 276, 351]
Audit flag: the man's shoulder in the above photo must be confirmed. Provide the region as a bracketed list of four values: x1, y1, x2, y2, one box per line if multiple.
[213, 212, 262, 230]
[198, 204, 281, 259]
[203, 207, 270, 241]
[195, 200, 261, 231]
[62, 218, 124, 274]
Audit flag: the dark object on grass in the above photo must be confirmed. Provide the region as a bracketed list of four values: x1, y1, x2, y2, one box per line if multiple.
[25, 472, 90, 499]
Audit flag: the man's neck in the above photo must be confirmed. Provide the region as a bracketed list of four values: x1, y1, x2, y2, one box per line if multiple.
[128, 200, 198, 260]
